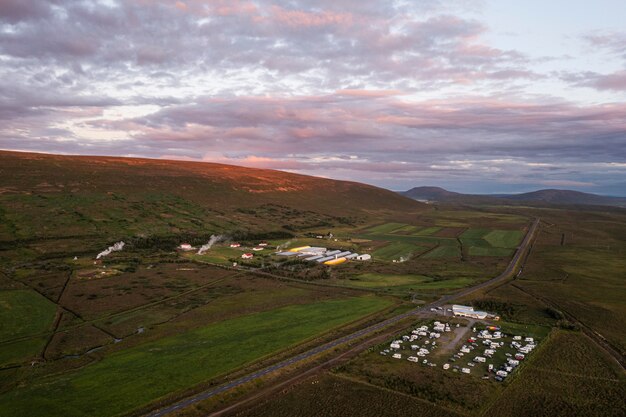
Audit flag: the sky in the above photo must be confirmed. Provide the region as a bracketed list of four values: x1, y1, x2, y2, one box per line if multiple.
[1, 0, 625, 195]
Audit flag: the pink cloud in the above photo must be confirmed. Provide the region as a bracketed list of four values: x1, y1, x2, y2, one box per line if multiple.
[269, 5, 354, 28]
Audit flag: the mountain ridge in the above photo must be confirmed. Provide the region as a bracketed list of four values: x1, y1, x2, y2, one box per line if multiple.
[401, 186, 626, 207]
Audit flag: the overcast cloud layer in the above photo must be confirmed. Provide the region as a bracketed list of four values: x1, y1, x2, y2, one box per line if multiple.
[1, 0, 625, 194]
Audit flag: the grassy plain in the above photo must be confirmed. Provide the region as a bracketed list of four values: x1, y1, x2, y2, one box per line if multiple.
[0, 296, 391, 417]
[0, 290, 57, 341]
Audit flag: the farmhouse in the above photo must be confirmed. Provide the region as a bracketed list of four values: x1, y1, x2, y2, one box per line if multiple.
[178, 243, 193, 251]
[241, 253, 254, 259]
[452, 304, 489, 320]
[229, 243, 241, 248]
[356, 254, 371, 261]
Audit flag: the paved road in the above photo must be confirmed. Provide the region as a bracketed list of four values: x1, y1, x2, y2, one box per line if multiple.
[145, 218, 540, 417]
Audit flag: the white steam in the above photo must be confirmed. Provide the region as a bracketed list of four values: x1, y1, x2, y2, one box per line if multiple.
[277, 239, 293, 252]
[197, 235, 224, 255]
[96, 241, 125, 260]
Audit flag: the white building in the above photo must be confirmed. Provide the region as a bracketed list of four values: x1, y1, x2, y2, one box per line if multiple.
[452, 304, 489, 320]
[356, 254, 371, 261]
[179, 243, 193, 251]
[241, 253, 254, 259]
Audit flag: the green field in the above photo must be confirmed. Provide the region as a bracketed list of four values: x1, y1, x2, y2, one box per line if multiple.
[337, 273, 432, 288]
[422, 245, 461, 259]
[413, 226, 442, 236]
[373, 242, 425, 261]
[468, 246, 513, 257]
[483, 230, 524, 248]
[0, 296, 391, 417]
[0, 290, 57, 341]
[334, 274, 474, 293]
[366, 223, 407, 234]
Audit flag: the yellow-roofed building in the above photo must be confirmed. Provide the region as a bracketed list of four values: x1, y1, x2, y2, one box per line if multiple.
[289, 246, 311, 252]
[324, 257, 347, 266]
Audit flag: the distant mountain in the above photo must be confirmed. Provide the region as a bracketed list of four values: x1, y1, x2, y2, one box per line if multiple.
[400, 186, 626, 207]
[402, 186, 463, 201]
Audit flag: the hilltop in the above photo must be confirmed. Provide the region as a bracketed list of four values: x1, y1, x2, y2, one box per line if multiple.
[0, 151, 423, 243]
[401, 186, 626, 207]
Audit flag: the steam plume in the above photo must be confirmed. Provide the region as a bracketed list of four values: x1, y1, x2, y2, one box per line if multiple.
[96, 241, 125, 259]
[197, 235, 224, 255]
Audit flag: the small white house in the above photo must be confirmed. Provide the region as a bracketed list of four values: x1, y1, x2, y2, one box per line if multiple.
[241, 253, 254, 259]
[252, 247, 264, 251]
[179, 243, 193, 251]
[230, 243, 241, 248]
[356, 254, 371, 261]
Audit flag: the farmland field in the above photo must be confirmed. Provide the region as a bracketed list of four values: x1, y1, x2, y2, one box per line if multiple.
[422, 245, 461, 258]
[0, 296, 392, 417]
[0, 290, 57, 340]
[373, 241, 427, 261]
[366, 222, 408, 234]
[468, 246, 513, 257]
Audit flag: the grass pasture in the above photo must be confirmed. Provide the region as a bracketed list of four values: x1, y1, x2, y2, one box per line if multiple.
[365, 222, 408, 234]
[422, 245, 461, 259]
[0, 296, 392, 417]
[373, 242, 427, 261]
[468, 246, 513, 257]
[483, 230, 524, 248]
[0, 290, 57, 341]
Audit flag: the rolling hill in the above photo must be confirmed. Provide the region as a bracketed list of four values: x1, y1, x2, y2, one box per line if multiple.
[401, 186, 626, 207]
[0, 151, 424, 243]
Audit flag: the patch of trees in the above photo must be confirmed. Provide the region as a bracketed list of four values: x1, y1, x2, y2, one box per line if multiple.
[472, 299, 521, 319]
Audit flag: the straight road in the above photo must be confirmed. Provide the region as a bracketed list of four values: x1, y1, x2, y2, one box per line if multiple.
[146, 218, 540, 417]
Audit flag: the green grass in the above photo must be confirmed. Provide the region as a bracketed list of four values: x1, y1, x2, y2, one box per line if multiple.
[0, 337, 48, 367]
[366, 222, 407, 234]
[373, 242, 424, 261]
[459, 228, 490, 239]
[413, 227, 442, 236]
[0, 290, 57, 341]
[339, 273, 432, 288]
[0, 296, 392, 417]
[422, 245, 461, 258]
[468, 246, 513, 257]
[335, 274, 474, 292]
[483, 230, 523, 248]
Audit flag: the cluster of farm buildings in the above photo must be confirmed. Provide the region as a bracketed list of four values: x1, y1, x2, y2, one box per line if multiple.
[179, 241, 372, 265]
[275, 246, 371, 265]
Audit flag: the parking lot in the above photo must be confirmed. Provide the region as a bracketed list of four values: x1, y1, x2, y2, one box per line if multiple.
[380, 316, 542, 382]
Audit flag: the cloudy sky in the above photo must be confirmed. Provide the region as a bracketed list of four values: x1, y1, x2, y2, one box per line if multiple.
[1, 0, 625, 195]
